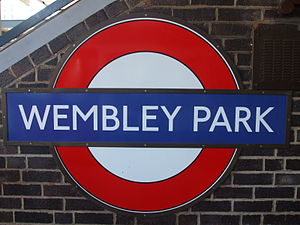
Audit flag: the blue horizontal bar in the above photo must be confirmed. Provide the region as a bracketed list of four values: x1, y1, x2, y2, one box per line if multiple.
[5, 91, 289, 147]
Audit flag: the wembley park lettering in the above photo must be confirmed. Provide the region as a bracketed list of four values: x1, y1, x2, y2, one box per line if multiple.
[3, 89, 290, 147]
[17, 104, 274, 133]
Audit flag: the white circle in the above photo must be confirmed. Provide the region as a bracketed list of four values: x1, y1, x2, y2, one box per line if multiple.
[88, 52, 203, 89]
[89, 52, 203, 183]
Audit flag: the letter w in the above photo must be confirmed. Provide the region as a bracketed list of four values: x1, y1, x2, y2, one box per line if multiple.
[18, 105, 51, 130]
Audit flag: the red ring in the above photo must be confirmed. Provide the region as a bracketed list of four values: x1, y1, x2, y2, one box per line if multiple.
[54, 18, 238, 213]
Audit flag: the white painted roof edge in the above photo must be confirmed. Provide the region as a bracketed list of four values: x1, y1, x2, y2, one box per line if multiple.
[0, 0, 115, 74]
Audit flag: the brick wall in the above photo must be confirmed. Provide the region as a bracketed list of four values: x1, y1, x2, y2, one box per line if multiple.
[0, 0, 299, 224]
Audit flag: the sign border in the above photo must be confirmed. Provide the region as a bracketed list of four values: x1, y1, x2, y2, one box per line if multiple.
[2, 88, 291, 148]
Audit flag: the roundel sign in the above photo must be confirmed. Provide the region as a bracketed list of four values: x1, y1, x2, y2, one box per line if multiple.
[52, 15, 240, 214]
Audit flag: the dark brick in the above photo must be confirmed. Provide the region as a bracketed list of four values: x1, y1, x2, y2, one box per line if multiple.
[290, 130, 300, 141]
[0, 127, 4, 139]
[269, 215, 300, 225]
[277, 201, 300, 212]
[296, 130, 300, 142]
[238, 68, 251, 82]
[238, 54, 251, 66]
[192, 22, 210, 33]
[23, 171, 62, 183]
[228, 52, 235, 61]
[237, 0, 280, 6]
[179, 215, 197, 225]
[66, 22, 88, 43]
[85, 10, 107, 29]
[30, 45, 52, 65]
[290, 130, 295, 142]
[278, 146, 300, 156]
[0, 197, 21, 209]
[7, 157, 25, 168]
[214, 187, 252, 198]
[290, 5, 300, 17]
[18, 82, 48, 88]
[173, 8, 215, 21]
[49, 34, 70, 54]
[234, 173, 273, 185]
[291, 115, 300, 126]
[256, 187, 294, 198]
[55, 213, 73, 224]
[256, 23, 299, 32]
[137, 215, 176, 225]
[293, 99, 300, 112]
[0, 69, 15, 87]
[104, 0, 128, 18]
[28, 157, 57, 169]
[0, 127, 3, 139]
[11, 57, 33, 77]
[201, 215, 240, 225]
[4, 184, 41, 196]
[0, 212, 13, 222]
[222, 174, 232, 185]
[234, 201, 272, 212]
[192, 0, 234, 5]
[298, 188, 300, 198]
[219, 8, 261, 21]
[265, 159, 283, 171]
[44, 184, 81, 197]
[45, 57, 58, 66]
[240, 148, 274, 156]
[38, 68, 54, 81]
[264, 8, 300, 20]
[286, 159, 300, 170]
[126, 0, 141, 7]
[0, 145, 18, 154]
[265, 9, 282, 21]
[24, 198, 63, 210]
[21, 71, 35, 82]
[116, 215, 135, 225]
[20, 145, 50, 154]
[0, 157, 5, 168]
[225, 39, 252, 51]
[276, 174, 300, 185]
[242, 215, 261, 225]
[130, 7, 172, 15]
[264, 215, 300, 225]
[192, 201, 231, 211]
[211, 23, 251, 36]
[0, 170, 20, 182]
[66, 199, 104, 211]
[75, 213, 113, 224]
[152, 0, 189, 5]
[234, 159, 262, 171]
[15, 212, 53, 223]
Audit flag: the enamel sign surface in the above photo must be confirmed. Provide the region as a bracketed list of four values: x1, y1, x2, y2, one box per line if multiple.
[3, 16, 290, 214]
[6, 90, 289, 146]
